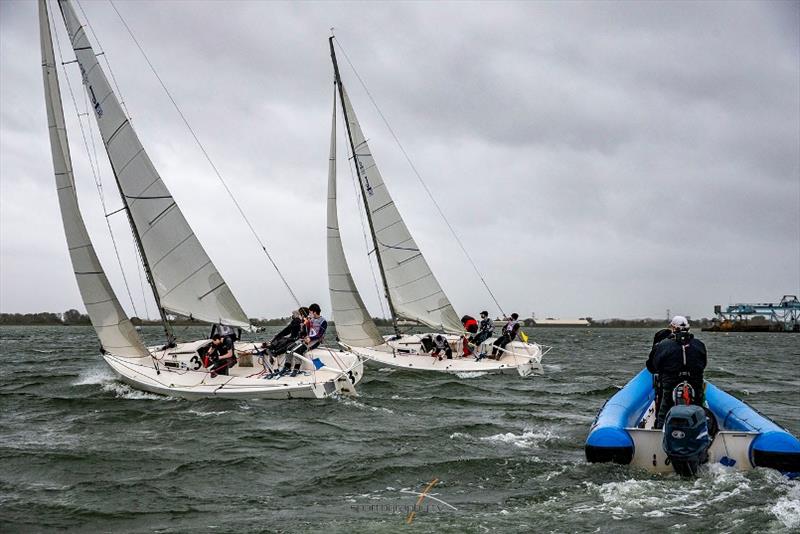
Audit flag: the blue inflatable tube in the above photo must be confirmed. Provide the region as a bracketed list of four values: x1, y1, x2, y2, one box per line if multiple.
[585, 368, 800, 474]
[585, 369, 653, 463]
[704, 382, 800, 473]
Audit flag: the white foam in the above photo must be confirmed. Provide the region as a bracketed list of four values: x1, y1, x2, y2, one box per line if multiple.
[101, 382, 172, 401]
[480, 429, 554, 448]
[334, 395, 394, 414]
[74, 366, 116, 386]
[578, 468, 756, 519]
[455, 371, 488, 379]
[449, 429, 554, 449]
[772, 484, 800, 529]
[187, 409, 230, 417]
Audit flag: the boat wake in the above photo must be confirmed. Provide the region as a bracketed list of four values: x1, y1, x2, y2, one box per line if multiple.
[455, 371, 489, 379]
[73, 366, 116, 386]
[73, 366, 170, 400]
[772, 482, 800, 529]
[102, 382, 173, 401]
[573, 466, 799, 528]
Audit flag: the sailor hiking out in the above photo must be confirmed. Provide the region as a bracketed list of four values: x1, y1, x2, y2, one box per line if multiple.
[279, 303, 328, 378]
[491, 313, 520, 359]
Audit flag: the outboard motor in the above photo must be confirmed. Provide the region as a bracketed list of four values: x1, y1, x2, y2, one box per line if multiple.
[662, 382, 711, 476]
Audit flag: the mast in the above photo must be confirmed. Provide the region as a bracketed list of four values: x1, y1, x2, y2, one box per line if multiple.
[329, 36, 400, 336]
[112, 167, 175, 344]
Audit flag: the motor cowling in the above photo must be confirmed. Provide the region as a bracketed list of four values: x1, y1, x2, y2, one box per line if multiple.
[662, 404, 710, 476]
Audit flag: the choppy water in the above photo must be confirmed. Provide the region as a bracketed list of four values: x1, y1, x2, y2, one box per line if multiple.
[1, 325, 798, 532]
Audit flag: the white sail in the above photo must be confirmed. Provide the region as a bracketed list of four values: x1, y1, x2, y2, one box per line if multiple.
[327, 93, 385, 348]
[58, 0, 250, 329]
[338, 85, 462, 333]
[39, 0, 149, 359]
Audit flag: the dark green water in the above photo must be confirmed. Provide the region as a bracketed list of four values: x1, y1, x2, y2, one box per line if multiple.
[1, 326, 798, 533]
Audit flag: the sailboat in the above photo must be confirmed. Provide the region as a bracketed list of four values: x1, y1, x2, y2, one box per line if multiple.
[326, 37, 544, 377]
[39, 0, 362, 399]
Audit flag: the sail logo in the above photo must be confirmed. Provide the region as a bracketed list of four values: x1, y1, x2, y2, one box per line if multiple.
[357, 159, 374, 196]
[89, 86, 103, 118]
[79, 63, 103, 118]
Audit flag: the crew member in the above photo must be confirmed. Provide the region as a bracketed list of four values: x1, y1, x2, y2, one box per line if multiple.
[472, 311, 494, 360]
[283, 303, 328, 377]
[491, 313, 520, 359]
[648, 316, 707, 429]
[430, 334, 452, 360]
[263, 307, 308, 378]
[645, 325, 673, 414]
[461, 315, 479, 357]
[207, 333, 236, 377]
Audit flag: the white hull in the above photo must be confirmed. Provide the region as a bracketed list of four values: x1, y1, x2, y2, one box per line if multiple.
[102, 340, 363, 400]
[629, 400, 756, 473]
[347, 334, 544, 377]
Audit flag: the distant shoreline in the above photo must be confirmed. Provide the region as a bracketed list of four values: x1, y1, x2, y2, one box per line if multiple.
[0, 311, 712, 329]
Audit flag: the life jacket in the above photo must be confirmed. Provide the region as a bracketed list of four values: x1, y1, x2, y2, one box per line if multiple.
[462, 315, 478, 334]
[479, 317, 494, 333]
[307, 316, 327, 342]
[504, 319, 519, 337]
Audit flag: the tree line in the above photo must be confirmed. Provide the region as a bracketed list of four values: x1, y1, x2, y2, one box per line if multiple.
[0, 310, 91, 325]
[0, 311, 712, 328]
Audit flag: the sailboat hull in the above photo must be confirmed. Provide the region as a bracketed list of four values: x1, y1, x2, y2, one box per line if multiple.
[101, 341, 363, 400]
[348, 334, 543, 377]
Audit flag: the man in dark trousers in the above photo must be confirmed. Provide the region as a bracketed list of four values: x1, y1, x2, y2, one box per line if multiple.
[472, 311, 495, 360]
[267, 308, 308, 355]
[281, 303, 328, 378]
[207, 333, 236, 377]
[647, 316, 707, 429]
[491, 313, 520, 359]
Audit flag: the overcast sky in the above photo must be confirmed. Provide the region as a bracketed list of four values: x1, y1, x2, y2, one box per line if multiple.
[1, 0, 798, 322]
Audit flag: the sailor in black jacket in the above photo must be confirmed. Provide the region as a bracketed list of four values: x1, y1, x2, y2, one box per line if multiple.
[648, 316, 707, 429]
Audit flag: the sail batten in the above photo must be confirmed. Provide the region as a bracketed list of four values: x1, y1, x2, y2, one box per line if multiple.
[327, 90, 385, 348]
[336, 81, 462, 333]
[39, 0, 149, 359]
[58, 0, 251, 329]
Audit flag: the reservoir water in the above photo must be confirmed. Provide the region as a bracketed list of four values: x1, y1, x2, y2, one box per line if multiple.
[1, 325, 798, 532]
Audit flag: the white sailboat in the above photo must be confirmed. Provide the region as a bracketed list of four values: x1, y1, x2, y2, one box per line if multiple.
[326, 38, 544, 377]
[39, 0, 362, 399]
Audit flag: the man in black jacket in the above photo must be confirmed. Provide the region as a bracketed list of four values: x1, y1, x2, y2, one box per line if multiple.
[647, 316, 707, 429]
[262, 307, 308, 378]
[207, 333, 236, 377]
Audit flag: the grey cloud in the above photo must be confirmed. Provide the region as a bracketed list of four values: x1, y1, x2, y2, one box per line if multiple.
[1, 0, 797, 322]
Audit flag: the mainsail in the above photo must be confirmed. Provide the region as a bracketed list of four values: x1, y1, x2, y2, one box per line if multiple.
[39, 0, 149, 358]
[58, 0, 250, 329]
[333, 59, 462, 333]
[326, 93, 385, 347]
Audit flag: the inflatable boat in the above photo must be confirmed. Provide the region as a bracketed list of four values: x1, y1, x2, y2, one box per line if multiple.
[585, 369, 800, 476]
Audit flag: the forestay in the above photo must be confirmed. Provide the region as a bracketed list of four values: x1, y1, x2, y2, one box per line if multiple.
[40, 0, 149, 358]
[58, 0, 251, 329]
[338, 85, 462, 333]
[326, 94, 385, 348]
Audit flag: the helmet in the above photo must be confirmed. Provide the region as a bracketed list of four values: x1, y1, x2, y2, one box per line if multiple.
[670, 315, 690, 331]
